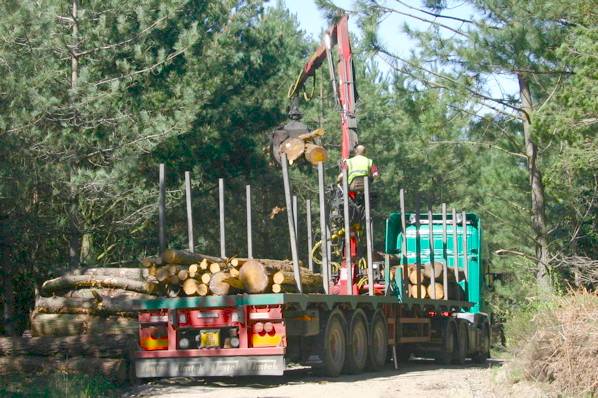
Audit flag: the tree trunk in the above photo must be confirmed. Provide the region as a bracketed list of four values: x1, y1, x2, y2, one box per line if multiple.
[34, 296, 139, 316]
[2, 262, 16, 336]
[30, 313, 138, 337]
[161, 249, 222, 265]
[40, 275, 157, 296]
[0, 334, 136, 358]
[0, 356, 129, 383]
[518, 73, 551, 293]
[63, 288, 155, 300]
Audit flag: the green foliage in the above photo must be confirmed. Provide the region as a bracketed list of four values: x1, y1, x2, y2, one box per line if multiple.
[0, 373, 121, 398]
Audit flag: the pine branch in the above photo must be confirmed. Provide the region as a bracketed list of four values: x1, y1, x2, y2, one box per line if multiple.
[429, 140, 527, 159]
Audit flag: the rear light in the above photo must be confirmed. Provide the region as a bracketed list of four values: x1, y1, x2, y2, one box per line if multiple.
[264, 322, 274, 333]
[254, 322, 264, 333]
[230, 337, 240, 348]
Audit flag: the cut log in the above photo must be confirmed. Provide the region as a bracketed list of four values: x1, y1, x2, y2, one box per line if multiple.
[0, 334, 136, 358]
[228, 267, 240, 278]
[161, 249, 222, 266]
[30, 314, 138, 337]
[409, 284, 428, 299]
[305, 143, 328, 165]
[224, 277, 244, 290]
[197, 283, 208, 296]
[167, 265, 178, 276]
[239, 260, 269, 294]
[199, 259, 209, 270]
[276, 271, 324, 293]
[156, 266, 170, 282]
[229, 258, 244, 268]
[63, 288, 156, 300]
[182, 278, 199, 296]
[423, 262, 444, 280]
[41, 275, 157, 296]
[427, 283, 444, 300]
[0, 356, 129, 383]
[297, 127, 325, 141]
[200, 273, 211, 284]
[272, 271, 284, 285]
[188, 264, 198, 277]
[141, 256, 163, 268]
[280, 137, 305, 164]
[64, 267, 149, 280]
[167, 274, 180, 285]
[209, 272, 235, 296]
[271, 284, 281, 293]
[209, 262, 221, 274]
[34, 296, 139, 316]
[178, 269, 189, 281]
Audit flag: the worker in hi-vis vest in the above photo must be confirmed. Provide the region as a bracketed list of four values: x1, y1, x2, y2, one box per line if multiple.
[342, 145, 379, 192]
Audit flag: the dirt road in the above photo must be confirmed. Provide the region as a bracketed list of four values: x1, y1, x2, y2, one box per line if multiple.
[125, 359, 510, 398]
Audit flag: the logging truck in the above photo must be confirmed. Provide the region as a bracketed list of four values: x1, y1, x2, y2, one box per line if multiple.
[134, 14, 490, 377]
[134, 210, 490, 377]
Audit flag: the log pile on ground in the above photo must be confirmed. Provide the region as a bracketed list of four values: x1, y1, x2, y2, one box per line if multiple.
[392, 262, 465, 300]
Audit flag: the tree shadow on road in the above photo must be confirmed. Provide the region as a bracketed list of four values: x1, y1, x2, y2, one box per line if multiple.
[124, 358, 504, 397]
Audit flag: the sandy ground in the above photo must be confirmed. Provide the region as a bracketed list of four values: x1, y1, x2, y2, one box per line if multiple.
[124, 358, 537, 398]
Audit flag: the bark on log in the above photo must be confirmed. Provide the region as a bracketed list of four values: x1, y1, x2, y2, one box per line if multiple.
[156, 266, 170, 282]
[161, 249, 222, 265]
[63, 288, 156, 300]
[64, 267, 149, 280]
[34, 296, 139, 316]
[276, 271, 324, 293]
[41, 275, 157, 296]
[209, 272, 235, 296]
[0, 334, 136, 358]
[165, 284, 180, 298]
[30, 314, 138, 337]
[0, 356, 129, 383]
[141, 256, 163, 267]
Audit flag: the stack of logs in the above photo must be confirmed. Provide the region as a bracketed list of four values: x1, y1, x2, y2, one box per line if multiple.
[1, 267, 154, 382]
[146, 249, 324, 297]
[395, 262, 465, 300]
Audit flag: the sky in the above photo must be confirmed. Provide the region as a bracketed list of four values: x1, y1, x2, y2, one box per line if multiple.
[278, 0, 518, 101]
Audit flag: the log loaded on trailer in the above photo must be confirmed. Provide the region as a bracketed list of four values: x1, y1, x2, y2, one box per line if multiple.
[134, 14, 490, 378]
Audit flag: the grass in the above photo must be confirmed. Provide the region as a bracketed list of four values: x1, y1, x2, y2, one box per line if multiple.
[0, 373, 122, 398]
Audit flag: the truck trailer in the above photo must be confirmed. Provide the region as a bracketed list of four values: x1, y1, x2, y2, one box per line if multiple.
[134, 210, 490, 377]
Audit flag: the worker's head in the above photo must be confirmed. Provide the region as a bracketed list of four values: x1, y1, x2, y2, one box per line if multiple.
[354, 145, 366, 155]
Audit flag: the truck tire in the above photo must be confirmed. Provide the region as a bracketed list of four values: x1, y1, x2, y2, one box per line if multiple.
[316, 309, 347, 377]
[472, 322, 490, 364]
[453, 320, 468, 365]
[436, 319, 456, 365]
[367, 310, 388, 370]
[343, 309, 369, 374]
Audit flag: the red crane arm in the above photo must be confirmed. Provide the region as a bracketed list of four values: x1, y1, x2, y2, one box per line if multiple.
[288, 15, 357, 160]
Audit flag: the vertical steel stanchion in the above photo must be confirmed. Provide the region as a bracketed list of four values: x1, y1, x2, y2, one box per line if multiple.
[399, 189, 408, 298]
[159, 164, 166, 253]
[293, 195, 298, 239]
[246, 185, 253, 259]
[462, 211, 469, 282]
[281, 154, 302, 292]
[318, 162, 329, 293]
[185, 171, 194, 252]
[428, 206, 436, 299]
[442, 203, 448, 300]
[364, 177, 374, 296]
[415, 197, 422, 299]
[306, 199, 313, 272]
[342, 168, 352, 295]
[452, 208, 460, 284]
[219, 178, 226, 258]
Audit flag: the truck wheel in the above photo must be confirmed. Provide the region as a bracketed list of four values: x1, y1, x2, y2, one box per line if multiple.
[472, 323, 490, 364]
[436, 319, 456, 365]
[317, 309, 347, 377]
[453, 321, 468, 365]
[367, 310, 388, 370]
[343, 309, 368, 374]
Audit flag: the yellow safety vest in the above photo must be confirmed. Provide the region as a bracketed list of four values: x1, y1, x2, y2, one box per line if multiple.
[346, 155, 373, 185]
